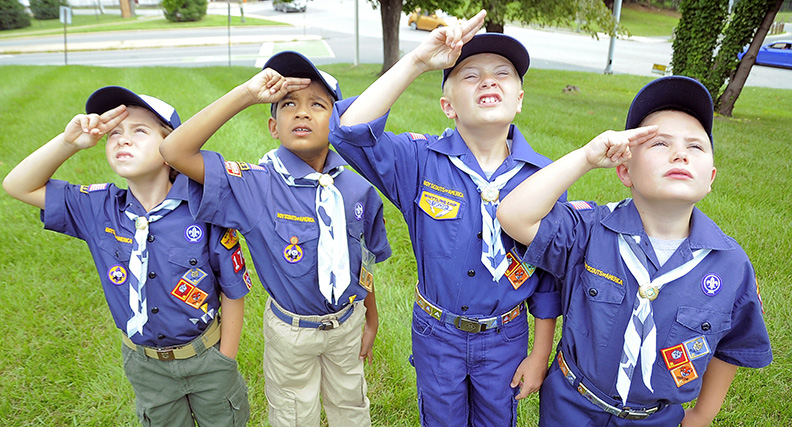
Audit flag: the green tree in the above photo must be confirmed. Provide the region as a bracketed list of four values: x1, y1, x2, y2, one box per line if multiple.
[162, 0, 208, 22]
[29, 0, 67, 20]
[0, 0, 31, 30]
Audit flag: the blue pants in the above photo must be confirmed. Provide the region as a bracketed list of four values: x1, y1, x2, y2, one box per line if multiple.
[410, 304, 529, 427]
[539, 356, 685, 427]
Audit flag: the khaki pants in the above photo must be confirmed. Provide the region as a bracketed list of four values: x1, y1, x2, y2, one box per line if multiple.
[263, 298, 370, 427]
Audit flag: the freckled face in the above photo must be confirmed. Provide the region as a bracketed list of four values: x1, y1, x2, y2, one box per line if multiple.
[105, 106, 169, 180]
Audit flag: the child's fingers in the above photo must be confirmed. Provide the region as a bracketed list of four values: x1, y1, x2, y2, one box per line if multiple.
[626, 125, 659, 146]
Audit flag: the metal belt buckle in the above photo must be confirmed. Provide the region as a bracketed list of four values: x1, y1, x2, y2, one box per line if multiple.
[318, 319, 339, 330]
[156, 348, 176, 361]
[618, 408, 650, 420]
[454, 316, 484, 333]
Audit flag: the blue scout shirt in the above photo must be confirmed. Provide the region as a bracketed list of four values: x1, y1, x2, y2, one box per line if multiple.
[188, 147, 391, 316]
[42, 174, 251, 348]
[329, 97, 561, 319]
[526, 198, 772, 405]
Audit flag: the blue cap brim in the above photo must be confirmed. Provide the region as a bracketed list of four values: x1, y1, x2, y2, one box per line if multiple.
[442, 33, 530, 87]
[263, 51, 342, 116]
[85, 86, 181, 129]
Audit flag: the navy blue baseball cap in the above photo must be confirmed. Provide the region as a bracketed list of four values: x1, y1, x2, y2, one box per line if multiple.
[625, 76, 713, 146]
[442, 33, 530, 88]
[86, 86, 181, 130]
[263, 51, 342, 115]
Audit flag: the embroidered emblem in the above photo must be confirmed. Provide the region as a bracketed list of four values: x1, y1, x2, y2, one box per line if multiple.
[504, 249, 535, 290]
[231, 247, 245, 273]
[238, 162, 250, 171]
[80, 183, 108, 193]
[171, 279, 194, 301]
[584, 262, 623, 286]
[661, 343, 689, 370]
[276, 212, 315, 223]
[408, 132, 427, 141]
[184, 286, 209, 309]
[221, 228, 239, 250]
[225, 161, 242, 177]
[108, 265, 127, 285]
[248, 163, 267, 171]
[568, 200, 593, 210]
[105, 227, 133, 244]
[184, 224, 204, 243]
[284, 236, 303, 263]
[684, 336, 711, 360]
[243, 270, 252, 290]
[418, 191, 461, 220]
[670, 362, 698, 387]
[354, 202, 364, 221]
[182, 268, 208, 286]
[701, 273, 722, 296]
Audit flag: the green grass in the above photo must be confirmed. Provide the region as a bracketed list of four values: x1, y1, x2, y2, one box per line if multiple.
[1, 65, 790, 426]
[619, 4, 680, 38]
[0, 13, 282, 39]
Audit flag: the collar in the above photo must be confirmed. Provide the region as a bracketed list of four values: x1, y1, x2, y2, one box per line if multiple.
[116, 174, 189, 214]
[602, 199, 736, 252]
[276, 145, 347, 178]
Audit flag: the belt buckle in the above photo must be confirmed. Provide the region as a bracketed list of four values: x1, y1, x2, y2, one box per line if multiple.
[156, 348, 176, 361]
[318, 319, 339, 330]
[618, 408, 650, 420]
[454, 316, 483, 333]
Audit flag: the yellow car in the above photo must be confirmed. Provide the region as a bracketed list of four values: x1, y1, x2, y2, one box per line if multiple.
[408, 9, 457, 31]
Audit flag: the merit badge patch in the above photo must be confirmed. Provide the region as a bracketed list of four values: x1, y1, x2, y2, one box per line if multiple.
[568, 200, 593, 210]
[243, 270, 252, 290]
[184, 286, 209, 309]
[225, 161, 242, 177]
[231, 247, 245, 273]
[182, 268, 208, 286]
[661, 343, 689, 370]
[684, 336, 711, 360]
[354, 202, 364, 221]
[107, 265, 127, 285]
[358, 235, 376, 293]
[670, 362, 698, 387]
[221, 228, 240, 250]
[418, 191, 461, 220]
[504, 249, 536, 290]
[80, 183, 108, 193]
[701, 273, 722, 296]
[184, 224, 204, 243]
[283, 236, 303, 263]
[408, 132, 427, 141]
[171, 279, 194, 301]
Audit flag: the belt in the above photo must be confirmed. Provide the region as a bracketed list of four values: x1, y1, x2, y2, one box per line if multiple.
[414, 287, 523, 333]
[269, 299, 355, 330]
[557, 350, 661, 420]
[121, 316, 221, 362]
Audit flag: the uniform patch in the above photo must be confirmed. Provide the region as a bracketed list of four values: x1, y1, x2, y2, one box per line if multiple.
[80, 183, 108, 193]
[568, 200, 593, 210]
[108, 265, 127, 285]
[182, 268, 208, 286]
[171, 279, 194, 300]
[277, 212, 315, 223]
[683, 336, 711, 360]
[248, 163, 267, 171]
[408, 132, 427, 141]
[184, 286, 209, 309]
[220, 228, 240, 250]
[670, 362, 698, 387]
[283, 236, 303, 263]
[184, 224, 204, 243]
[701, 273, 722, 296]
[231, 247, 245, 273]
[504, 249, 536, 290]
[105, 227, 133, 244]
[354, 202, 364, 221]
[418, 191, 461, 220]
[661, 343, 689, 370]
[225, 161, 242, 177]
[584, 262, 623, 286]
[243, 270, 252, 290]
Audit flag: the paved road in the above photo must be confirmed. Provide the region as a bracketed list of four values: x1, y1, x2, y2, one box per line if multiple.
[1, 0, 789, 89]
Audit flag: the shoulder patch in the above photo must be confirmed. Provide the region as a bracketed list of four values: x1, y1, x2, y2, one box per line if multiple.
[221, 229, 240, 250]
[568, 200, 593, 210]
[408, 132, 427, 141]
[224, 161, 242, 177]
[80, 183, 109, 193]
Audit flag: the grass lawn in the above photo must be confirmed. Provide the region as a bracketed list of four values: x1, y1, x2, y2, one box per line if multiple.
[0, 65, 789, 426]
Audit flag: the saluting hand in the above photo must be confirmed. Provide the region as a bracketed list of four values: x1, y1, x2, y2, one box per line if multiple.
[411, 9, 487, 72]
[63, 105, 129, 150]
[243, 68, 311, 105]
[582, 125, 658, 169]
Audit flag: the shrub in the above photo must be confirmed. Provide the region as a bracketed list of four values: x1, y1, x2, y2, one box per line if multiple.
[29, 0, 67, 20]
[162, 0, 207, 22]
[0, 0, 31, 30]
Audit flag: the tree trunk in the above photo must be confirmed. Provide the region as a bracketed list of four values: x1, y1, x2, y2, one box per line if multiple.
[379, 0, 402, 74]
[485, 21, 504, 33]
[716, 0, 782, 116]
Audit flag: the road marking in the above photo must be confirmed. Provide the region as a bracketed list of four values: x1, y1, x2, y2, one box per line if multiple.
[254, 42, 276, 68]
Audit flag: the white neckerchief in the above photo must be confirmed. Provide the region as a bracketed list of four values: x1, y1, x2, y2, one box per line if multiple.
[124, 198, 182, 338]
[615, 234, 710, 405]
[447, 155, 523, 281]
[261, 150, 350, 304]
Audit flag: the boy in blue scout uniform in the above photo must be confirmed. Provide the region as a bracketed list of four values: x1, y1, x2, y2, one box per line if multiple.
[327, 10, 562, 427]
[497, 76, 773, 426]
[159, 52, 391, 426]
[3, 87, 251, 426]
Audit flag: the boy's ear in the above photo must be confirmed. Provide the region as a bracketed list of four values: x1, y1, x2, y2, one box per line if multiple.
[616, 163, 633, 188]
[516, 89, 525, 114]
[707, 167, 717, 193]
[439, 97, 457, 120]
[268, 116, 279, 139]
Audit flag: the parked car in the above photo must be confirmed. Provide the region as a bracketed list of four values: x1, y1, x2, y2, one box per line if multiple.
[407, 9, 457, 31]
[273, 0, 306, 13]
[739, 41, 792, 69]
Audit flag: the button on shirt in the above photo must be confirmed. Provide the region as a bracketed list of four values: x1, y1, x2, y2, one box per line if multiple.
[329, 97, 562, 319]
[525, 198, 772, 405]
[188, 146, 391, 316]
[42, 174, 250, 347]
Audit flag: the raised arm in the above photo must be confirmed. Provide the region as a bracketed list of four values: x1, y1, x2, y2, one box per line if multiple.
[2, 106, 128, 209]
[160, 69, 310, 184]
[338, 10, 486, 127]
[680, 357, 738, 427]
[497, 126, 658, 246]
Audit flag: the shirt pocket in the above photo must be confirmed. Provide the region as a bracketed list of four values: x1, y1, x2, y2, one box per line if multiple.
[413, 190, 466, 259]
[274, 219, 320, 279]
[663, 306, 731, 352]
[96, 232, 133, 286]
[567, 270, 626, 348]
[168, 245, 211, 279]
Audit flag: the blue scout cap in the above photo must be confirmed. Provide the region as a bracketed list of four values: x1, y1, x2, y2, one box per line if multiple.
[625, 76, 713, 146]
[86, 86, 181, 130]
[442, 33, 530, 88]
[263, 51, 343, 115]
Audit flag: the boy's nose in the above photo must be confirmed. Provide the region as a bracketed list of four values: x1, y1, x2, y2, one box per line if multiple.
[672, 150, 688, 163]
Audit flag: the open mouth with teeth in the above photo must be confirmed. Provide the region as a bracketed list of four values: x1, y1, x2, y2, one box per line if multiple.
[293, 126, 312, 135]
[478, 95, 502, 105]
